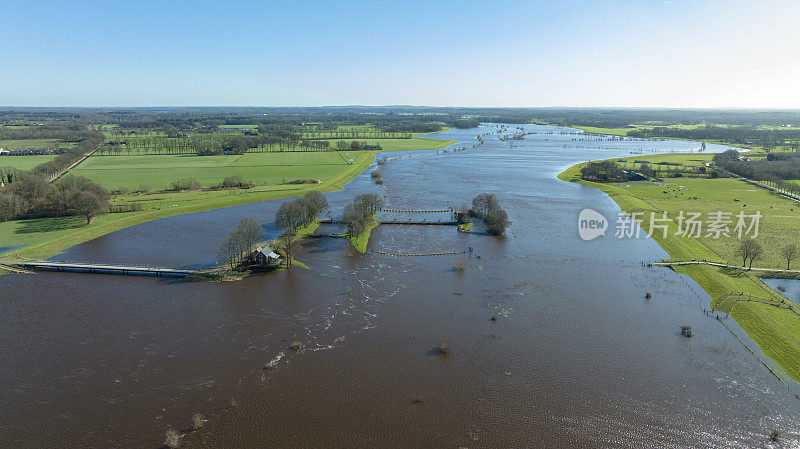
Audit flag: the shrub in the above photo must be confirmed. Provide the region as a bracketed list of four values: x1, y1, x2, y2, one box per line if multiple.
[165, 428, 181, 448]
[170, 178, 201, 191]
[430, 340, 452, 357]
[680, 325, 693, 337]
[289, 341, 303, 351]
[192, 413, 205, 430]
[454, 259, 465, 272]
[222, 174, 252, 188]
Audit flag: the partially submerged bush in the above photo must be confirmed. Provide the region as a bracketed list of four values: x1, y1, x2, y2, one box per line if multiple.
[289, 341, 303, 351]
[192, 413, 205, 430]
[165, 428, 181, 448]
[429, 340, 452, 357]
[454, 259, 465, 272]
[680, 325, 693, 338]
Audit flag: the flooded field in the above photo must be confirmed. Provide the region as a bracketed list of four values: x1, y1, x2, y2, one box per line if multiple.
[2, 125, 798, 448]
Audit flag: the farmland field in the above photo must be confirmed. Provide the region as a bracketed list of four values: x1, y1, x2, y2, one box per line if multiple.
[71, 151, 355, 190]
[0, 155, 58, 171]
[0, 138, 62, 151]
[323, 136, 454, 151]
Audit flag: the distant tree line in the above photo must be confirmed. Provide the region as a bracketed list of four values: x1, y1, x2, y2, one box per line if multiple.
[628, 125, 800, 149]
[713, 149, 800, 181]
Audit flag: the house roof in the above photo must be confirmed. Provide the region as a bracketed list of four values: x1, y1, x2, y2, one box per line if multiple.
[255, 246, 280, 259]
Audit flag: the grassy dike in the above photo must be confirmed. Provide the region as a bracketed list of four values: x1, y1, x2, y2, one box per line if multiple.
[344, 215, 379, 253]
[558, 161, 800, 382]
[0, 133, 451, 261]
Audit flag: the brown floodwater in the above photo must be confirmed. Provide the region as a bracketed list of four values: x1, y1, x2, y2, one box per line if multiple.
[2, 125, 799, 448]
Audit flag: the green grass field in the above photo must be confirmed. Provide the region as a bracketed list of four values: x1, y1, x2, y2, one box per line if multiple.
[324, 136, 454, 151]
[559, 156, 800, 381]
[0, 155, 58, 171]
[72, 152, 355, 190]
[0, 151, 378, 259]
[0, 138, 62, 151]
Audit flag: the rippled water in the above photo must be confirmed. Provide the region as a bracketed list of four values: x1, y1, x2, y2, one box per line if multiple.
[2, 125, 799, 448]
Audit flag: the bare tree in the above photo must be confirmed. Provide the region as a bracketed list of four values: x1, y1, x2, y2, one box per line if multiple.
[781, 244, 798, 270]
[275, 200, 306, 231]
[737, 239, 763, 269]
[217, 217, 264, 269]
[280, 231, 299, 268]
[471, 193, 498, 219]
[300, 191, 328, 223]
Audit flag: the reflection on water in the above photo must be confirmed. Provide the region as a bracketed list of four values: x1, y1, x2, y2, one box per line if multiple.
[2, 125, 799, 448]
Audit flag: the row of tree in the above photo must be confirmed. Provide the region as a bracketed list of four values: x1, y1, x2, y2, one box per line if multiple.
[31, 133, 103, 180]
[737, 239, 798, 270]
[274, 192, 329, 267]
[580, 160, 627, 182]
[628, 125, 800, 149]
[343, 193, 384, 242]
[218, 218, 265, 269]
[98, 134, 381, 156]
[714, 149, 800, 181]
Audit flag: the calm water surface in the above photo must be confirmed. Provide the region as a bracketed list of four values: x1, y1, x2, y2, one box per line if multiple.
[2, 125, 798, 448]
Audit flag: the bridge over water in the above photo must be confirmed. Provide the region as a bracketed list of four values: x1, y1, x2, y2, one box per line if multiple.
[319, 207, 458, 225]
[0, 260, 194, 277]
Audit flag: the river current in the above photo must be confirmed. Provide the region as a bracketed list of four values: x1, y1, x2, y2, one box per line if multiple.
[2, 124, 798, 448]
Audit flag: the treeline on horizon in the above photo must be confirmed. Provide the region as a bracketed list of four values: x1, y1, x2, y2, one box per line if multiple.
[0, 108, 484, 134]
[628, 126, 800, 149]
[714, 149, 800, 182]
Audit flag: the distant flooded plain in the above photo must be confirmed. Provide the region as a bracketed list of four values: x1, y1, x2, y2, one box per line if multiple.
[2, 125, 799, 448]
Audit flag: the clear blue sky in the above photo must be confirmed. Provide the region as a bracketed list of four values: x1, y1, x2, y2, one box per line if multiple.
[2, 0, 799, 107]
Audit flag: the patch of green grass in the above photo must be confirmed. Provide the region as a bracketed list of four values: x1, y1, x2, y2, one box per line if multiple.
[0, 139, 62, 151]
[0, 151, 377, 260]
[0, 155, 58, 171]
[560, 154, 800, 382]
[71, 151, 355, 190]
[457, 222, 473, 232]
[325, 135, 455, 152]
[571, 126, 634, 136]
[345, 216, 379, 253]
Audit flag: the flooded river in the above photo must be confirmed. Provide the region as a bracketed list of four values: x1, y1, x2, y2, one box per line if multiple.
[2, 125, 798, 448]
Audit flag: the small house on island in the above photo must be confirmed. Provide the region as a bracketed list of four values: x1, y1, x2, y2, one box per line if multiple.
[253, 246, 281, 265]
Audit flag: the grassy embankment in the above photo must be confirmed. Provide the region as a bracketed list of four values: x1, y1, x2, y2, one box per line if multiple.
[0, 134, 455, 260]
[343, 214, 380, 253]
[558, 152, 800, 381]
